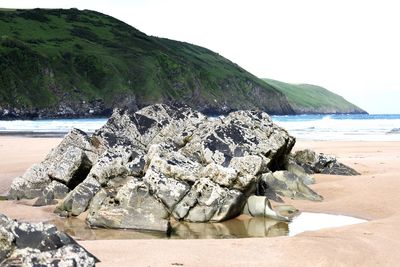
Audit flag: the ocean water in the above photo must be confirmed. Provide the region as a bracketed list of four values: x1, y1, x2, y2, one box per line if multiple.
[272, 114, 400, 141]
[0, 114, 399, 141]
[0, 118, 108, 136]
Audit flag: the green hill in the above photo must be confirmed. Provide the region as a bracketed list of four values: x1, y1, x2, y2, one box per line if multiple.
[263, 78, 366, 114]
[0, 8, 294, 119]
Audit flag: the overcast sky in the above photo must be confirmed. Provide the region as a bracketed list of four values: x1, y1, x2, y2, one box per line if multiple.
[2, 0, 400, 114]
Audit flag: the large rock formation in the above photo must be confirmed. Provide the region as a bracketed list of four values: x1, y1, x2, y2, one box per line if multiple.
[292, 149, 360, 176]
[9, 104, 335, 232]
[0, 213, 98, 266]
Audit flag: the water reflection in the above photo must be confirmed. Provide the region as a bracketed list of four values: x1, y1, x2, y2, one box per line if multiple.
[50, 212, 366, 240]
[51, 216, 288, 240]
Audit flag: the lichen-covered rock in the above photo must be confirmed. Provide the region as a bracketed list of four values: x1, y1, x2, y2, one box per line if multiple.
[87, 177, 171, 232]
[180, 110, 294, 170]
[293, 149, 360, 175]
[10, 104, 324, 232]
[8, 128, 98, 200]
[0, 226, 15, 262]
[56, 177, 101, 216]
[8, 164, 50, 200]
[34, 181, 70, 207]
[3, 245, 96, 267]
[173, 178, 245, 222]
[0, 213, 98, 266]
[259, 171, 323, 202]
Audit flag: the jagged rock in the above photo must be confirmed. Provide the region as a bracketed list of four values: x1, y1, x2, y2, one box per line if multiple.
[34, 181, 70, 207]
[87, 177, 171, 232]
[56, 177, 101, 216]
[293, 149, 360, 176]
[0, 213, 98, 266]
[11, 104, 323, 232]
[173, 178, 245, 222]
[180, 110, 295, 170]
[0, 226, 15, 262]
[242, 195, 289, 221]
[259, 171, 323, 202]
[8, 164, 50, 200]
[91, 104, 206, 151]
[8, 128, 98, 200]
[88, 145, 145, 186]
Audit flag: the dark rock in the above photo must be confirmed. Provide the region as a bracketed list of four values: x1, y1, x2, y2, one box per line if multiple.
[34, 181, 70, 207]
[0, 213, 98, 266]
[293, 149, 360, 176]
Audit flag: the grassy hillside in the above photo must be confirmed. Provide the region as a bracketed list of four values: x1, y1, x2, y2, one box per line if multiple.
[0, 8, 294, 118]
[263, 78, 366, 114]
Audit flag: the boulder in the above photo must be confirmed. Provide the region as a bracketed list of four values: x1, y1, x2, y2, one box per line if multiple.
[8, 128, 98, 200]
[173, 178, 246, 222]
[87, 177, 171, 232]
[285, 159, 315, 185]
[11, 104, 324, 232]
[259, 171, 323, 202]
[34, 180, 70, 207]
[8, 164, 50, 200]
[293, 149, 360, 175]
[0, 213, 98, 266]
[56, 177, 101, 216]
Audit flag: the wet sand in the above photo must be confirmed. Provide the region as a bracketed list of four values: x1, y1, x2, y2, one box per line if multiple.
[1, 137, 400, 266]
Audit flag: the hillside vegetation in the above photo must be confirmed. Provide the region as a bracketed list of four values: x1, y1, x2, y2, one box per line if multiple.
[0, 8, 294, 118]
[263, 79, 366, 114]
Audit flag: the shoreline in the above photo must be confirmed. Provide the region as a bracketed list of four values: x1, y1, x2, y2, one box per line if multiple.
[1, 137, 400, 266]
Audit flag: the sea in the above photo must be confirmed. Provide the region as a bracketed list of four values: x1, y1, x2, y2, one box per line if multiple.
[0, 114, 399, 141]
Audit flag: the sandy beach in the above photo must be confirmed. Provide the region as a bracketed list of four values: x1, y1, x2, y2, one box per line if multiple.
[1, 137, 400, 266]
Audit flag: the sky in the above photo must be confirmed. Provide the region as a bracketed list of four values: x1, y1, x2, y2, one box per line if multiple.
[1, 0, 400, 114]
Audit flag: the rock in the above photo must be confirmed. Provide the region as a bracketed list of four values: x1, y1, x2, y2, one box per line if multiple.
[259, 171, 323, 202]
[8, 164, 50, 200]
[87, 177, 171, 233]
[173, 178, 245, 222]
[0, 225, 15, 262]
[8, 128, 98, 200]
[3, 245, 96, 267]
[88, 145, 145, 186]
[11, 104, 321, 232]
[387, 128, 400, 134]
[34, 181, 70, 207]
[56, 177, 101, 216]
[0, 213, 98, 266]
[242, 195, 289, 221]
[180, 110, 295, 171]
[285, 159, 315, 185]
[46, 145, 92, 188]
[293, 149, 360, 176]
